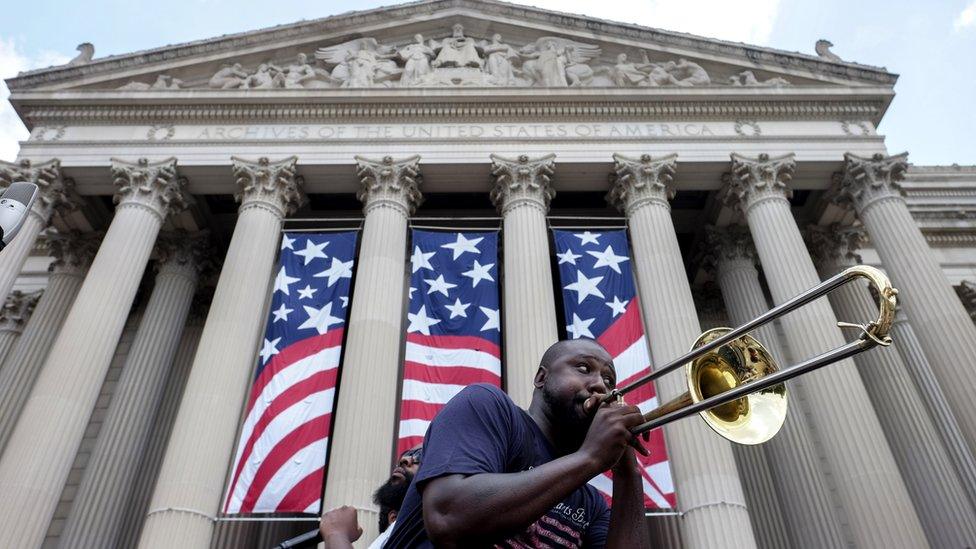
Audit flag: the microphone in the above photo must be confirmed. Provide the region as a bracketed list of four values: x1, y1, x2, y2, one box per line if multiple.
[275, 528, 321, 548]
[0, 182, 39, 252]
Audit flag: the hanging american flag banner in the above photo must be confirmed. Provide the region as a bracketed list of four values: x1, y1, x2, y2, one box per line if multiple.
[552, 229, 676, 509]
[223, 231, 358, 514]
[397, 229, 502, 456]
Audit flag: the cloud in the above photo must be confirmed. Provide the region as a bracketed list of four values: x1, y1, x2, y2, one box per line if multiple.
[0, 37, 71, 161]
[954, 0, 976, 31]
[519, 0, 781, 45]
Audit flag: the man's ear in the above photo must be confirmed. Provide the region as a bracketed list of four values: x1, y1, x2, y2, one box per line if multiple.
[388, 510, 398, 526]
[533, 366, 547, 389]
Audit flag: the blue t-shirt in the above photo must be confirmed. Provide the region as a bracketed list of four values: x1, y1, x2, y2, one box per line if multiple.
[384, 384, 610, 548]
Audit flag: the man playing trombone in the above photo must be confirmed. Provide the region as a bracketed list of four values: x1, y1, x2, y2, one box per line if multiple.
[376, 337, 652, 548]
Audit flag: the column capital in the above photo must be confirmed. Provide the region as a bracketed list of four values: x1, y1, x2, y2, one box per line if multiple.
[111, 157, 188, 221]
[45, 229, 101, 277]
[489, 153, 555, 214]
[804, 224, 867, 266]
[955, 281, 976, 323]
[0, 290, 40, 334]
[608, 153, 678, 215]
[830, 152, 910, 214]
[0, 158, 79, 224]
[701, 225, 757, 277]
[154, 231, 212, 281]
[723, 152, 796, 213]
[354, 155, 423, 216]
[232, 156, 306, 218]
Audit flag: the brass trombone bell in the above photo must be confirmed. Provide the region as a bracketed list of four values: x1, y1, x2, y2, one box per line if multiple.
[642, 329, 787, 445]
[607, 265, 898, 442]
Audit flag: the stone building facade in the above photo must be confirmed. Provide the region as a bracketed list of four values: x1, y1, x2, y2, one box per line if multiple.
[0, 1, 974, 547]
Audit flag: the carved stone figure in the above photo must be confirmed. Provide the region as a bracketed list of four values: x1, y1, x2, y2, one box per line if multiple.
[117, 74, 183, 91]
[521, 37, 601, 87]
[245, 63, 286, 89]
[67, 43, 94, 66]
[608, 53, 650, 87]
[208, 63, 249, 89]
[729, 70, 790, 87]
[431, 24, 483, 69]
[398, 34, 435, 86]
[664, 59, 710, 86]
[316, 38, 400, 88]
[282, 53, 318, 88]
[481, 34, 519, 86]
[815, 39, 845, 63]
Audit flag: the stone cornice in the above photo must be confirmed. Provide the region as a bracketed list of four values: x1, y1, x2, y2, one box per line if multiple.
[15, 97, 887, 127]
[5, 0, 894, 92]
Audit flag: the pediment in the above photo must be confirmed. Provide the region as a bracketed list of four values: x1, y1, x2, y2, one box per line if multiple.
[6, 0, 896, 94]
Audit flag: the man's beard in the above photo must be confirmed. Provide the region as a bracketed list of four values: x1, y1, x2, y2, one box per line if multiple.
[372, 471, 413, 532]
[542, 384, 593, 449]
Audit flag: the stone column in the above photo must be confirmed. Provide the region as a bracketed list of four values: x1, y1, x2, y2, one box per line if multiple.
[724, 152, 928, 548]
[610, 153, 758, 549]
[0, 231, 97, 454]
[138, 156, 303, 549]
[489, 154, 559, 408]
[0, 159, 77, 302]
[833, 153, 976, 457]
[695, 285, 791, 549]
[0, 157, 187, 547]
[702, 226, 847, 548]
[61, 232, 208, 548]
[322, 155, 421, 543]
[891, 306, 976, 508]
[116, 293, 208, 549]
[0, 291, 39, 364]
[807, 225, 976, 546]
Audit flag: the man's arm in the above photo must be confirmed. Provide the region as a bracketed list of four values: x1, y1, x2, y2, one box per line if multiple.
[422, 400, 645, 547]
[605, 448, 652, 549]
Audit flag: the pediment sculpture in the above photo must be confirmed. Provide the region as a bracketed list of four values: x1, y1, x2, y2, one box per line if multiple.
[111, 23, 793, 90]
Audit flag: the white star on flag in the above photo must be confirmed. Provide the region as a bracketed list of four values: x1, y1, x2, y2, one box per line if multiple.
[575, 231, 601, 245]
[606, 296, 628, 317]
[407, 305, 442, 335]
[297, 285, 317, 300]
[340, 296, 348, 308]
[409, 287, 416, 298]
[273, 266, 300, 296]
[410, 246, 436, 273]
[293, 239, 329, 265]
[259, 337, 282, 363]
[315, 257, 355, 287]
[441, 233, 484, 260]
[563, 271, 605, 304]
[588, 245, 630, 274]
[566, 313, 595, 339]
[479, 306, 500, 332]
[298, 302, 343, 334]
[445, 298, 471, 319]
[557, 249, 582, 265]
[281, 234, 295, 250]
[272, 303, 293, 322]
[424, 274, 457, 297]
[462, 260, 494, 287]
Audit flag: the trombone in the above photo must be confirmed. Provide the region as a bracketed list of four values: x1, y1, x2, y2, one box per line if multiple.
[606, 265, 898, 444]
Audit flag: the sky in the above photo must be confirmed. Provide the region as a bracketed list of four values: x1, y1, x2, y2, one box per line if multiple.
[1, 0, 974, 164]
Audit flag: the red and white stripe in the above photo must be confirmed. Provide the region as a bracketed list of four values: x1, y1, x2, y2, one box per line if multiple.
[592, 301, 676, 509]
[397, 333, 502, 456]
[223, 330, 344, 514]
